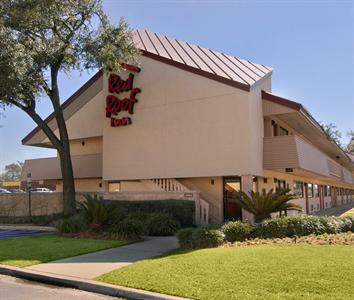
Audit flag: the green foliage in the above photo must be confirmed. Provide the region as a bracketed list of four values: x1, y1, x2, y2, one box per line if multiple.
[0, 161, 23, 181]
[0, 0, 138, 106]
[345, 130, 354, 153]
[254, 215, 354, 239]
[109, 218, 144, 240]
[231, 188, 302, 222]
[177, 228, 224, 249]
[145, 213, 181, 236]
[221, 221, 253, 242]
[104, 200, 195, 227]
[79, 194, 111, 229]
[320, 122, 342, 147]
[176, 228, 195, 249]
[52, 214, 88, 234]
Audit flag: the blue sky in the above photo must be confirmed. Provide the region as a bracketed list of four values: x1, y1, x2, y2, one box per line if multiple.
[0, 0, 353, 172]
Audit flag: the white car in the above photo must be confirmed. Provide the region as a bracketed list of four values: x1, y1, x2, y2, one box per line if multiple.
[30, 188, 54, 193]
[0, 188, 11, 194]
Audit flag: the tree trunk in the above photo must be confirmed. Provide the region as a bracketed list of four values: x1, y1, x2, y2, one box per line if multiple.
[51, 67, 76, 216]
[58, 147, 76, 215]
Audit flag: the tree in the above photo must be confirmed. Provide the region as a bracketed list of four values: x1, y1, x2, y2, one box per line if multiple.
[320, 122, 342, 147]
[1, 161, 23, 181]
[0, 0, 138, 215]
[232, 189, 302, 223]
[345, 130, 354, 153]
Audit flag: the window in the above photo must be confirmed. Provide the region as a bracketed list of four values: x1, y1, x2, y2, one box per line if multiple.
[275, 179, 286, 191]
[325, 186, 331, 197]
[314, 184, 319, 198]
[271, 121, 289, 136]
[307, 184, 314, 198]
[293, 181, 303, 198]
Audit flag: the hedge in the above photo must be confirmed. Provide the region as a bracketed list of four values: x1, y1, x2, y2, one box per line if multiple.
[104, 199, 195, 227]
[253, 215, 354, 239]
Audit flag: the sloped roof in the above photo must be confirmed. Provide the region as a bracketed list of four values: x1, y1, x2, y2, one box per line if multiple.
[22, 29, 273, 145]
[133, 29, 272, 91]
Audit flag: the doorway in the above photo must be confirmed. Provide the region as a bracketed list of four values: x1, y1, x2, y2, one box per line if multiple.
[223, 176, 243, 221]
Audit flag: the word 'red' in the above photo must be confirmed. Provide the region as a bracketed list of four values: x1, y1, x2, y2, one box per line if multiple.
[106, 66, 141, 127]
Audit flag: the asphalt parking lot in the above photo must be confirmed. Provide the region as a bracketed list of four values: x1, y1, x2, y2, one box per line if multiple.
[0, 229, 45, 240]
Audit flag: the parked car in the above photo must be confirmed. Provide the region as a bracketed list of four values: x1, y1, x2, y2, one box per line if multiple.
[10, 189, 26, 193]
[30, 188, 54, 193]
[0, 188, 11, 194]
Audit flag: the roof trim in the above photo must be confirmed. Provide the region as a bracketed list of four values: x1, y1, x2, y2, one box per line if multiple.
[22, 69, 103, 145]
[141, 50, 251, 92]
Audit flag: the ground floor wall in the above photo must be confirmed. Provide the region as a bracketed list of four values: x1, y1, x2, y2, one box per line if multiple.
[50, 172, 354, 224]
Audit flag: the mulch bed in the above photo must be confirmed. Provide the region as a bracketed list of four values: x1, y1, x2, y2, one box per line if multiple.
[222, 232, 354, 247]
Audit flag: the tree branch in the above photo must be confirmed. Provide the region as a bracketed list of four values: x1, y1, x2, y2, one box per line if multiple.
[9, 100, 62, 150]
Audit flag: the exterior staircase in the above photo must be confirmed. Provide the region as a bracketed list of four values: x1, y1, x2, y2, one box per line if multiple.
[141, 178, 210, 226]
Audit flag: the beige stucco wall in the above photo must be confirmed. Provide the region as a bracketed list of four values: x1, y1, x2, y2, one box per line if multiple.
[56, 178, 105, 192]
[180, 177, 224, 223]
[69, 137, 103, 156]
[102, 55, 272, 181]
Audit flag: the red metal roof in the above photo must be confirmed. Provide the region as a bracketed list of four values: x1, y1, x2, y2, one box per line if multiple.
[133, 29, 272, 90]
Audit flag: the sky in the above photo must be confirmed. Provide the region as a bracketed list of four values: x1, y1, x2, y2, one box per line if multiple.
[0, 0, 353, 172]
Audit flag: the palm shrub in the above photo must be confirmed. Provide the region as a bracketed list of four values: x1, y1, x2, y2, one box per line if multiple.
[53, 214, 88, 234]
[232, 188, 302, 222]
[109, 218, 144, 240]
[79, 194, 110, 230]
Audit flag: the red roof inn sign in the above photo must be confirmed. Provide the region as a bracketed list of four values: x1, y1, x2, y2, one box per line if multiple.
[106, 64, 141, 127]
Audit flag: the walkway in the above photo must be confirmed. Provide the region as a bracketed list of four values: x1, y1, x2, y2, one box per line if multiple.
[314, 202, 354, 217]
[26, 236, 179, 279]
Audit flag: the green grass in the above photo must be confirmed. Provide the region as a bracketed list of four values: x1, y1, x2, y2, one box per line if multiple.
[0, 235, 127, 267]
[97, 244, 354, 300]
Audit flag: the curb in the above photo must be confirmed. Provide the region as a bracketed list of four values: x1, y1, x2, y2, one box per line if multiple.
[0, 264, 189, 300]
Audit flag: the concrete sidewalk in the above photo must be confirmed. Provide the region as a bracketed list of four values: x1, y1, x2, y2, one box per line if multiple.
[26, 236, 179, 279]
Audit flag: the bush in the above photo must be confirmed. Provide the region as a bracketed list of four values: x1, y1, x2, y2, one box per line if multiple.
[192, 228, 224, 248]
[254, 215, 353, 239]
[53, 214, 88, 234]
[177, 227, 224, 249]
[340, 216, 354, 232]
[177, 228, 195, 249]
[221, 221, 253, 242]
[146, 213, 181, 236]
[104, 200, 195, 227]
[109, 218, 144, 240]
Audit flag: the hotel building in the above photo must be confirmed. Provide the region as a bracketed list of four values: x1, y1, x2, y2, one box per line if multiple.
[21, 30, 354, 224]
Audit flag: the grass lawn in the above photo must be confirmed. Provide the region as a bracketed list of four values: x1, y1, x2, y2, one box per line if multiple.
[0, 235, 127, 267]
[97, 244, 354, 300]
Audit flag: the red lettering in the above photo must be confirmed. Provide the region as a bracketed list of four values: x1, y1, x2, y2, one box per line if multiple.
[110, 117, 132, 127]
[108, 73, 134, 94]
